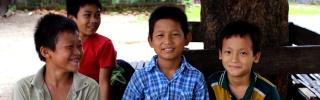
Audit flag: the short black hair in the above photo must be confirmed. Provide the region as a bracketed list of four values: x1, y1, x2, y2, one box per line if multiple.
[217, 20, 262, 55]
[34, 13, 79, 61]
[148, 5, 189, 40]
[66, 0, 102, 18]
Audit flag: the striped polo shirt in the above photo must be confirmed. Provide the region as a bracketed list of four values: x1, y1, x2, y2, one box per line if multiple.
[208, 71, 280, 100]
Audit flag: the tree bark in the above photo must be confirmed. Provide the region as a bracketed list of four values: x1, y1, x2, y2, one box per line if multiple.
[200, 0, 289, 99]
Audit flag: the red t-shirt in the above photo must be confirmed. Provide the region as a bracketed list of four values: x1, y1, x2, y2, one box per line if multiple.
[79, 33, 117, 83]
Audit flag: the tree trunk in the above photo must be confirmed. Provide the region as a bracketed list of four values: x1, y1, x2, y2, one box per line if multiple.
[201, 0, 289, 99]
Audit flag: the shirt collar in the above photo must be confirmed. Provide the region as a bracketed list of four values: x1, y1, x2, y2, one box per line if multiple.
[219, 70, 257, 100]
[144, 55, 196, 72]
[31, 65, 89, 92]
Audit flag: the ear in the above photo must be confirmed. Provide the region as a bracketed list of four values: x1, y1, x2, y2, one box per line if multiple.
[67, 14, 76, 20]
[219, 49, 222, 60]
[40, 46, 51, 59]
[253, 52, 261, 63]
[184, 33, 192, 46]
[148, 36, 153, 48]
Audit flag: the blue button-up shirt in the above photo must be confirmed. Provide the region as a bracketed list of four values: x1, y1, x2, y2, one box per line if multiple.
[123, 55, 209, 100]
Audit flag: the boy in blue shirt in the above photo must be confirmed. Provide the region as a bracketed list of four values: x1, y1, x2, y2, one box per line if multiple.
[208, 21, 280, 100]
[123, 5, 209, 100]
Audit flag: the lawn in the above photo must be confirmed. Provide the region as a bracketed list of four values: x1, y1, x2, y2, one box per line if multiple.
[185, 3, 320, 21]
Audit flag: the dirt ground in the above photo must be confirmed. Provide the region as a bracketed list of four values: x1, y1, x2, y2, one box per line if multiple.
[0, 11, 202, 99]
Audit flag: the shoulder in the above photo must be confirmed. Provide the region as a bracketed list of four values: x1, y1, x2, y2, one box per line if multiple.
[254, 73, 278, 95]
[94, 33, 112, 42]
[208, 71, 224, 84]
[12, 75, 35, 94]
[77, 73, 100, 88]
[14, 75, 35, 88]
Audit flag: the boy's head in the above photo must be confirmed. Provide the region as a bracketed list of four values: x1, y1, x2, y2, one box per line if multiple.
[148, 5, 192, 61]
[217, 20, 261, 55]
[148, 5, 190, 40]
[217, 21, 262, 77]
[67, 0, 101, 37]
[34, 13, 80, 61]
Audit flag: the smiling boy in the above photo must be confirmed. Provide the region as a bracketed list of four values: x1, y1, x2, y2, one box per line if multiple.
[122, 5, 209, 100]
[67, 0, 117, 99]
[208, 21, 280, 100]
[11, 14, 100, 100]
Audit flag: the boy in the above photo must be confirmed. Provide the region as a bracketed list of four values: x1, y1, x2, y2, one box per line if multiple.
[67, 0, 117, 99]
[208, 21, 280, 100]
[11, 14, 101, 100]
[123, 5, 209, 100]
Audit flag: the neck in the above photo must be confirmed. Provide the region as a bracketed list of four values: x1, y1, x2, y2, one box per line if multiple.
[80, 33, 91, 42]
[227, 73, 251, 87]
[44, 65, 73, 87]
[157, 56, 181, 71]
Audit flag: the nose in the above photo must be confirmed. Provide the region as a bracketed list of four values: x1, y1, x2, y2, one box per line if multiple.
[90, 16, 97, 23]
[73, 46, 83, 56]
[231, 53, 239, 63]
[164, 35, 173, 45]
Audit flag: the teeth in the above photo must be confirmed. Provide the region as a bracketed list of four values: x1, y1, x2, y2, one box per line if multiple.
[164, 48, 173, 50]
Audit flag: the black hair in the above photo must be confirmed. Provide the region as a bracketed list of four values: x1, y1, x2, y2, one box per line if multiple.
[66, 0, 102, 18]
[148, 5, 189, 40]
[34, 13, 79, 61]
[217, 20, 262, 55]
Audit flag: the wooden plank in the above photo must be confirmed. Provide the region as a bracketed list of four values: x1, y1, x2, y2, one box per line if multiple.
[289, 22, 320, 45]
[183, 45, 320, 78]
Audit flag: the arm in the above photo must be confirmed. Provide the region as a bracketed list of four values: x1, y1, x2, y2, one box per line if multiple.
[99, 67, 113, 100]
[194, 74, 210, 100]
[98, 40, 117, 100]
[87, 82, 102, 100]
[265, 87, 281, 100]
[11, 80, 28, 100]
[122, 72, 144, 100]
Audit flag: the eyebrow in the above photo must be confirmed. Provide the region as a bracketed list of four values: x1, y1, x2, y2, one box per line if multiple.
[84, 10, 101, 13]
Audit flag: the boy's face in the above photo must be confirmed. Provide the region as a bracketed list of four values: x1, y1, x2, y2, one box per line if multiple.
[219, 35, 260, 77]
[43, 31, 83, 72]
[148, 19, 191, 61]
[70, 4, 101, 37]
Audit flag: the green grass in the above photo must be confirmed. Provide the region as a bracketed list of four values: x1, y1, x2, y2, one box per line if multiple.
[289, 3, 320, 16]
[184, 3, 320, 21]
[185, 5, 201, 21]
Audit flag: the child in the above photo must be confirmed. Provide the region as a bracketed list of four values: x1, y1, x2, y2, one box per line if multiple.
[11, 14, 100, 100]
[67, 0, 117, 99]
[123, 5, 209, 100]
[207, 21, 281, 100]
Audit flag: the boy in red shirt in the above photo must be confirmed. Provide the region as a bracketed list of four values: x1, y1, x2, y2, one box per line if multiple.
[67, 0, 117, 99]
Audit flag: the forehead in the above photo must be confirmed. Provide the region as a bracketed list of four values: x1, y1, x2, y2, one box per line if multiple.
[223, 35, 253, 48]
[154, 19, 181, 29]
[57, 31, 79, 40]
[79, 4, 100, 12]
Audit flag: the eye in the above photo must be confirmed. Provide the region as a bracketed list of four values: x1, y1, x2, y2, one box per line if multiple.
[96, 13, 101, 17]
[157, 34, 164, 37]
[172, 33, 179, 36]
[225, 51, 231, 54]
[240, 52, 247, 55]
[84, 14, 90, 17]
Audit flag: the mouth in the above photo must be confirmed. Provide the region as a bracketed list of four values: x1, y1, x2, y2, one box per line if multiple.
[229, 65, 241, 69]
[70, 58, 80, 63]
[87, 26, 97, 30]
[162, 48, 174, 52]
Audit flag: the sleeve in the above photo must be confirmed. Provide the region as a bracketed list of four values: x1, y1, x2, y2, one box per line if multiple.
[86, 81, 101, 100]
[264, 87, 281, 100]
[98, 40, 117, 68]
[207, 80, 216, 100]
[122, 71, 145, 100]
[207, 74, 217, 100]
[194, 73, 210, 100]
[11, 80, 28, 100]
